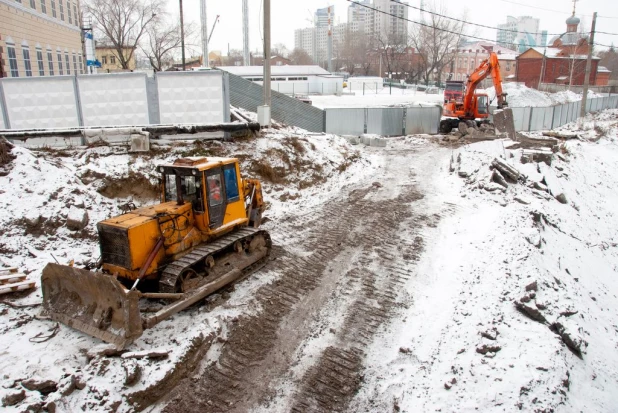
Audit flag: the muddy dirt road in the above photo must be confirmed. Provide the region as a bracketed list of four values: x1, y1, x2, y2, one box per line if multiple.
[159, 139, 452, 413]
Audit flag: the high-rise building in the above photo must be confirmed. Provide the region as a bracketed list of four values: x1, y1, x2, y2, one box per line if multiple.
[0, 0, 84, 77]
[497, 16, 546, 52]
[371, 0, 408, 40]
[315, 6, 333, 29]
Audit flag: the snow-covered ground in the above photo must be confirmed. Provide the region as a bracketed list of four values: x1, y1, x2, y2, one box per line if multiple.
[1, 108, 618, 412]
[485, 82, 603, 107]
[351, 109, 618, 412]
[312, 87, 444, 108]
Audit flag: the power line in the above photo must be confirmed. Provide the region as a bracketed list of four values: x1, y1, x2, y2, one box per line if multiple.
[495, 0, 618, 20]
[390, 0, 618, 37]
[346, 0, 614, 49]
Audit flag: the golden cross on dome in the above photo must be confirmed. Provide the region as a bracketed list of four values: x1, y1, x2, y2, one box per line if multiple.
[572, 0, 578, 16]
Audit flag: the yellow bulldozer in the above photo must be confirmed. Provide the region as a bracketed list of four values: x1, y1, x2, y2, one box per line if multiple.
[41, 156, 271, 349]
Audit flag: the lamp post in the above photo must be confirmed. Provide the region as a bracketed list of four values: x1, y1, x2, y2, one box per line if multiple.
[179, 0, 185, 70]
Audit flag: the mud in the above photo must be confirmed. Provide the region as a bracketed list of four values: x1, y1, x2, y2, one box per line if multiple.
[0, 137, 16, 176]
[158, 146, 441, 413]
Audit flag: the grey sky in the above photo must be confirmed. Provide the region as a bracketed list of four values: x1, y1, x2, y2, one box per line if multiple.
[176, 0, 617, 56]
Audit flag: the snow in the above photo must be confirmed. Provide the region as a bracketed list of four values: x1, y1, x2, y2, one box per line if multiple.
[1, 108, 618, 412]
[312, 88, 444, 108]
[350, 109, 618, 412]
[485, 82, 604, 107]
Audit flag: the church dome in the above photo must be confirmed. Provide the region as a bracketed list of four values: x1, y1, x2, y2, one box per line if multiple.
[566, 15, 580, 25]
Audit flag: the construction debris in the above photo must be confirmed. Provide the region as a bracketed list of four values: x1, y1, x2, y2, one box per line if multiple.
[0, 267, 35, 295]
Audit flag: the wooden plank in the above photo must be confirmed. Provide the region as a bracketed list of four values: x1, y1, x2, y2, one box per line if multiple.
[0, 281, 36, 295]
[0, 267, 19, 275]
[0, 274, 27, 284]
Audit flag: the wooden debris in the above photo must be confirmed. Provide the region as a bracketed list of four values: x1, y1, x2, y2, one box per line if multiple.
[0, 268, 36, 295]
[491, 158, 520, 181]
[542, 131, 580, 140]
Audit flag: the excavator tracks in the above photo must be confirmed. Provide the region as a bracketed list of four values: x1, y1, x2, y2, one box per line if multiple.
[159, 227, 271, 294]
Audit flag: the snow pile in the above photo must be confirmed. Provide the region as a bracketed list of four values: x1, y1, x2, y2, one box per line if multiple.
[352, 109, 618, 412]
[0, 129, 373, 412]
[486, 82, 603, 108]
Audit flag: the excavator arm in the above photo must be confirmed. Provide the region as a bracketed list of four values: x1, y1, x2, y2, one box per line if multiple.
[462, 52, 507, 117]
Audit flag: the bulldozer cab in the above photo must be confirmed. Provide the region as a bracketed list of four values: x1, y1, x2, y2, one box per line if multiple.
[159, 157, 244, 231]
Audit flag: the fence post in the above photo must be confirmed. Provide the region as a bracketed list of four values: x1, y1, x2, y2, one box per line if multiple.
[0, 81, 11, 129]
[73, 75, 85, 132]
[527, 107, 533, 132]
[363, 83, 365, 95]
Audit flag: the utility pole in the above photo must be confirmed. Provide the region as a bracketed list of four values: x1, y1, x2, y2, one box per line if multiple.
[258, 0, 271, 126]
[200, 0, 208, 68]
[327, 6, 333, 72]
[242, 0, 250, 66]
[179, 0, 186, 70]
[581, 12, 597, 118]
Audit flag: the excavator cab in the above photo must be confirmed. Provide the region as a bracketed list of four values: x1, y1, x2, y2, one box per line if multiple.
[475, 94, 489, 117]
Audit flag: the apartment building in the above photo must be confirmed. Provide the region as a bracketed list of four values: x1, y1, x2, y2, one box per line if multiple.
[497, 16, 548, 52]
[0, 0, 84, 77]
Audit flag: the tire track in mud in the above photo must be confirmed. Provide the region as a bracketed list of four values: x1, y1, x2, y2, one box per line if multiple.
[162, 180, 429, 413]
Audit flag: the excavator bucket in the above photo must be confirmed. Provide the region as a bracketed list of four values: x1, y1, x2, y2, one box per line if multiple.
[41, 263, 143, 349]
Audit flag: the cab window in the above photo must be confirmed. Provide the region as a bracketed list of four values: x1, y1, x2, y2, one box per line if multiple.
[477, 96, 488, 115]
[207, 175, 223, 206]
[223, 165, 239, 202]
[164, 174, 204, 212]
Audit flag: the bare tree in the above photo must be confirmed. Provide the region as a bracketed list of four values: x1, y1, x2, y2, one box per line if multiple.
[289, 48, 313, 65]
[86, 0, 164, 70]
[226, 49, 244, 66]
[409, 2, 468, 85]
[599, 45, 618, 81]
[140, 19, 180, 71]
[271, 43, 289, 58]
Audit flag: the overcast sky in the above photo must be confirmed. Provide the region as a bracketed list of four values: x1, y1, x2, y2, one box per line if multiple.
[174, 0, 617, 57]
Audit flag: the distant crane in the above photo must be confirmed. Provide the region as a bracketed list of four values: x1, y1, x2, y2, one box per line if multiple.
[208, 15, 220, 45]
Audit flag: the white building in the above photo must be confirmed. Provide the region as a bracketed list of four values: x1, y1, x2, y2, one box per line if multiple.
[497, 16, 548, 52]
[217, 65, 344, 95]
[294, 1, 408, 66]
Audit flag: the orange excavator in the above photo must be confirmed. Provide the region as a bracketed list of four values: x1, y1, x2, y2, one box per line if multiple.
[439, 52, 508, 134]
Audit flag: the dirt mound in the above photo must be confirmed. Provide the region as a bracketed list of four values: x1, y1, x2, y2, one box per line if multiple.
[0, 137, 16, 176]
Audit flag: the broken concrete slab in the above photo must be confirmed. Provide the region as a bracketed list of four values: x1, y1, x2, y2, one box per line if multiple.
[120, 348, 170, 360]
[66, 207, 89, 231]
[493, 108, 516, 140]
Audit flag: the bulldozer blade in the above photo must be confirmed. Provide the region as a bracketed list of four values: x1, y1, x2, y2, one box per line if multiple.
[41, 263, 143, 349]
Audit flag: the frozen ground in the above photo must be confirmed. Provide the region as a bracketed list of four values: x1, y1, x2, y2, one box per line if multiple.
[1, 109, 618, 412]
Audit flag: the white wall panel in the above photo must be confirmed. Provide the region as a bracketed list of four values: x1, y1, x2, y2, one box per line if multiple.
[78, 73, 149, 126]
[156, 72, 225, 124]
[1, 77, 79, 129]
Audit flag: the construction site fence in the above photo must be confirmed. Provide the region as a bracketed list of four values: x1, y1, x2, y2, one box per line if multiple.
[490, 96, 618, 132]
[324, 106, 441, 136]
[0, 71, 230, 130]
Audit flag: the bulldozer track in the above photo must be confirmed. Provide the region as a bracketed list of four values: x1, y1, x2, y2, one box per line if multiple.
[164, 187, 422, 412]
[161, 165, 441, 412]
[159, 227, 271, 293]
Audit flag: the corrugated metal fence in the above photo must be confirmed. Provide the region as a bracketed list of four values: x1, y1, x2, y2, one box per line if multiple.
[225, 71, 325, 133]
[492, 96, 618, 132]
[325, 106, 441, 136]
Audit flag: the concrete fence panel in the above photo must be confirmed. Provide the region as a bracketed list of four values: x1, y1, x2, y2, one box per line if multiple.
[77, 73, 149, 127]
[540, 106, 553, 130]
[405, 106, 440, 134]
[511, 107, 527, 131]
[0, 84, 6, 129]
[559, 103, 569, 126]
[325, 108, 365, 135]
[367, 108, 403, 136]
[529, 107, 545, 131]
[551, 105, 561, 129]
[156, 71, 226, 125]
[0, 76, 80, 129]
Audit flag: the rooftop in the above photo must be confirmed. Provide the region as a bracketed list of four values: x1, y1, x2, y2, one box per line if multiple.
[216, 65, 331, 77]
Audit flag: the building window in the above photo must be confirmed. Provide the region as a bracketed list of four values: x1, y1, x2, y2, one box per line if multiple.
[59, 0, 64, 20]
[23, 47, 33, 77]
[15, 0, 21, 3]
[47, 50, 54, 75]
[40, 0, 46, 13]
[73, 3, 78, 26]
[65, 52, 70, 74]
[37, 48, 45, 76]
[30, 0, 35, 9]
[50, 0, 56, 17]
[79, 55, 83, 73]
[67, 1, 72, 23]
[101, 55, 107, 65]
[7, 45, 19, 77]
[57, 51, 63, 75]
[72, 53, 77, 74]
[110, 55, 116, 64]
